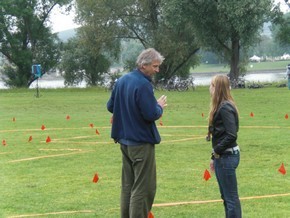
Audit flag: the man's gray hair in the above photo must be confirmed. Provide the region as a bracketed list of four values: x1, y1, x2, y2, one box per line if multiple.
[136, 48, 165, 68]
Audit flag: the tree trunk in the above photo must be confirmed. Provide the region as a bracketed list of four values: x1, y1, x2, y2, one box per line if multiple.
[229, 37, 240, 81]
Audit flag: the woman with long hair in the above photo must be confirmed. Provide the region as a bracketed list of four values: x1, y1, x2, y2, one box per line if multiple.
[208, 75, 242, 218]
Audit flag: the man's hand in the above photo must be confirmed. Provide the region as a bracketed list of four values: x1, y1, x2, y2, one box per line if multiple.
[157, 95, 167, 109]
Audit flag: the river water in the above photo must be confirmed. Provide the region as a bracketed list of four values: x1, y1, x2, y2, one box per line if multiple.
[0, 70, 287, 89]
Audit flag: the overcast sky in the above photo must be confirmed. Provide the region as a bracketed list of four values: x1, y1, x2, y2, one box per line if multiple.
[50, 4, 79, 33]
[50, 0, 289, 33]
[275, 0, 289, 12]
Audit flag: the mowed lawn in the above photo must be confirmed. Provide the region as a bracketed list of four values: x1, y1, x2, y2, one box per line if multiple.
[191, 60, 290, 73]
[0, 86, 290, 218]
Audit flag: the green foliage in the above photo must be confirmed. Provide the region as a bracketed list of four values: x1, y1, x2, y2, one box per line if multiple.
[248, 34, 290, 57]
[120, 40, 145, 71]
[59, 0, 122, 86]
[60, 37, 111, 86]
[75, 0, 200, 82]
[178, 0, 281, 80]
[273, 12, 290, 46]
[0, 0, 72, 88]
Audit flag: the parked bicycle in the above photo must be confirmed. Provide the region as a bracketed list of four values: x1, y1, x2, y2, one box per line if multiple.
[154, 76, 195, 91]
[230, 77, 246, 89]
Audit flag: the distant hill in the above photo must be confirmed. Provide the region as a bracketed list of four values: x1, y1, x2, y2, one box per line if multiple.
[56, 28, 77, 42]
[262, 22, 272, 37]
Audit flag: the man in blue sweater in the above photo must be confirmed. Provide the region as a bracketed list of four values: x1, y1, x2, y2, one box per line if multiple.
[107, 48, 167, 218]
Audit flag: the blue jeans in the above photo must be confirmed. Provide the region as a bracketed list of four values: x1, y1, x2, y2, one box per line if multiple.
[214, 153, 242, 218]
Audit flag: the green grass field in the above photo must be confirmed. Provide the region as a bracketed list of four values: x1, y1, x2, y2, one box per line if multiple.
[1, 85, 290, 218]
[191, 60, 290, 73]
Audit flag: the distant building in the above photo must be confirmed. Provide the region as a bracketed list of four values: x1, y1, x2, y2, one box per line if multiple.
[249, 55, 261, 62]
[281, 53, 290, 60]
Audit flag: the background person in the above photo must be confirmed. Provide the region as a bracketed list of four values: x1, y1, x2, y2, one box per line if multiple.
[107, 48, 167, 218]
[208, 74, 242, 218]
[286, 64, 290, 89]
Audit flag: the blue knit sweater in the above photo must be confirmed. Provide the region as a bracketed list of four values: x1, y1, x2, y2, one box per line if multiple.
[107, 69, 163, 145]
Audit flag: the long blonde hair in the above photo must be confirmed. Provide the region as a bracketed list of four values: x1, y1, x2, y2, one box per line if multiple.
[208, 75, 238, 125]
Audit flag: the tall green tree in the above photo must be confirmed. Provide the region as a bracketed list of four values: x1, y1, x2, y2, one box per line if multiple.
[75, 0, 200, 82]
[249, 34, 290, 58]
[179, 0, 281, 80]
[0, 0, 72, 88]
[60, 36, 111, 86]
[273, 11, 290, 46]
[59, 7, 121, 86]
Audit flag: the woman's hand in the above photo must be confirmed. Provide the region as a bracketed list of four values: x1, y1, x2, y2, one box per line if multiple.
[210, 159, 215, 172]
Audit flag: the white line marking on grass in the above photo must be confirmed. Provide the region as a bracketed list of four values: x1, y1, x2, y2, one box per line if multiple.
[50, 136, 204, 145]
[0, 128, 84, 133]
[1, 125, 290, 134]
[7, 193, 290, 217]
[39, 148, 83, 151]
[242, 126, 288, 129]
[153, 193, 290, 207]
[154, 199, 222, 207]
[55, 141, 114, 145]
[161, 136, 205, 143]
[8, 150, 93, 163]
[0, 126, 112, 133]
[8, 210, 95, 218]
[159, 125, 207, 128]
[52, 135, 100, 141]
[162, 134, 203, 137]
[0, 152, 13, 155]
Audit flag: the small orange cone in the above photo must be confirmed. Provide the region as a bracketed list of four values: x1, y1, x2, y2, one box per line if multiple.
[96, 129, 100, 135]
[148, 211, 154, 218]
[278, 163, 286, 175]
[46, 136, 51, 143]
[93, 173, 99, 183]
[203, 169, 211, 181]
[28, 136, 33, 142]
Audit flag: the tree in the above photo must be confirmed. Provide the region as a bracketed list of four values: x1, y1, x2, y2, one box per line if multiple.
[119, 40, 144, 71]
[179, 0, 281, 81]
[272, 1, 290, 47]
[75, 0, 200, 82]
[60, 36, 111, 86]
[59, 5, 121, 86]
[273, 11, 290, 47]
[249, 34, 290, 58]
[0, 0, 72, 88]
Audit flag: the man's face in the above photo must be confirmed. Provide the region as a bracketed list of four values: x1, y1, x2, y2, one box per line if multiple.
[141, 60, 161, 77]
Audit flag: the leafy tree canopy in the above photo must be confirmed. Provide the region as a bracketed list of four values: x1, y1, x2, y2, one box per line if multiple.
[75, 0, 200, 82]
[0, 0, 72, 88]
[176, 0, 281, 80]
[273, 11, 290, 46]
[60, 36, 111, 87]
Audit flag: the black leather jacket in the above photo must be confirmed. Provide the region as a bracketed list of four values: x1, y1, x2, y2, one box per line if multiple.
[209, 101, 239, 154]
